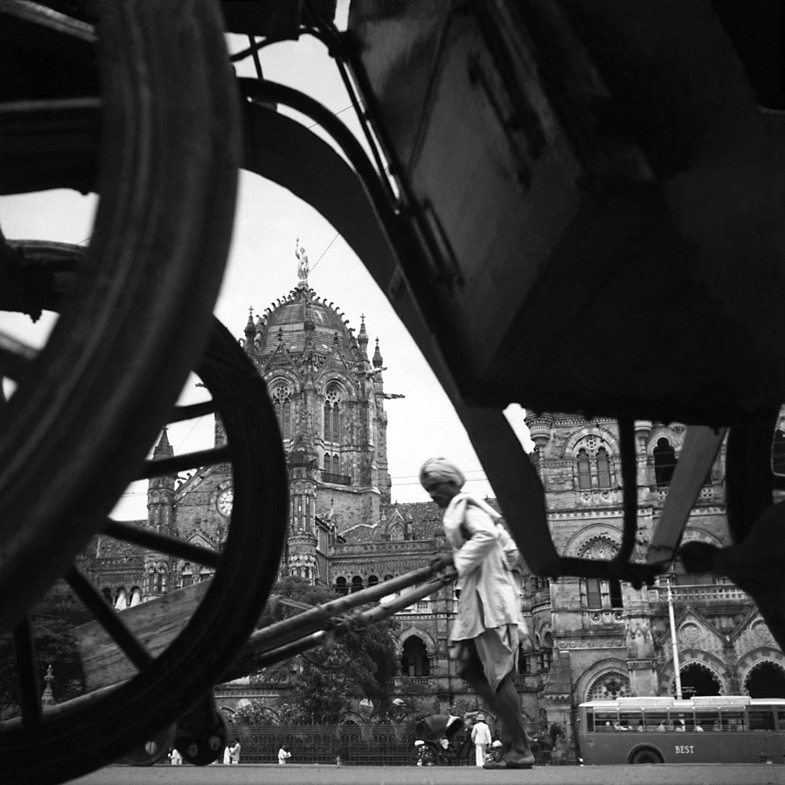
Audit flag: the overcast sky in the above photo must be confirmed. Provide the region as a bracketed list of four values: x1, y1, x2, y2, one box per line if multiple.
[0, 8, 532, 518]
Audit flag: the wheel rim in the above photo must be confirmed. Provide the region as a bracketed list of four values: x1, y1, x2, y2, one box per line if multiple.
[0, 318, 289, 783]
[0, 0, 240, 631]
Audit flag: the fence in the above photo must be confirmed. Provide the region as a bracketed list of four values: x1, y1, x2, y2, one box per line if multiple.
[230, 722, 473, 766]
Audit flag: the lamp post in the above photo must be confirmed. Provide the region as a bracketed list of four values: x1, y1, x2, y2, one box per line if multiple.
[666, 579, 683, 699]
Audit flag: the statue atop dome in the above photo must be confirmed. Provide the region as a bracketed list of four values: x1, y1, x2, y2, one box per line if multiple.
[295, 237, 309, 289]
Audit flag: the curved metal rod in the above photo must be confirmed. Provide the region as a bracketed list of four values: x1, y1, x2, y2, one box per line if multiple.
[237, 79, 564, 577]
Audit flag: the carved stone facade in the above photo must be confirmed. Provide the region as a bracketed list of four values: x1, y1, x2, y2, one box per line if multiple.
[527, 413, 785, 753]
[79, 267, 785, 759]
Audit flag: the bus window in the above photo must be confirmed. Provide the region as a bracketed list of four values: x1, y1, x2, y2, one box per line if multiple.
[696, 710, 720, 731]
[645, 711, 668, 732]
[594, 711, 617, 730]
[722, 710, 746, 732]
[778, 710, 785, 731]
[748, 710, 775, 731]
[618, 712, 638, 732]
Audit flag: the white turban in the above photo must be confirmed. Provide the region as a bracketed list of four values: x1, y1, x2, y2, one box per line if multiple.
[419, 457, 465, 488]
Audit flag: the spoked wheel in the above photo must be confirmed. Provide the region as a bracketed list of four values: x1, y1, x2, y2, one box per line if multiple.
[0, 317, 289, 784]
[0, 0, 240, 632]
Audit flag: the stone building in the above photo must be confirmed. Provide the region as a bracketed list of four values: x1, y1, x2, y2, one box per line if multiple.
[79, 256, 785, 757]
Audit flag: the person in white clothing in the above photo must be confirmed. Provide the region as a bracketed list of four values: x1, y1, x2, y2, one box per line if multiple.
[420, 457, 534, 770]
[471, 715, 492, 766]
[278, 744, 291, 764]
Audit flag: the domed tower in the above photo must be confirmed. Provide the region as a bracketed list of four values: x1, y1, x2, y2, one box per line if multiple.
[241, 246, 392, 581]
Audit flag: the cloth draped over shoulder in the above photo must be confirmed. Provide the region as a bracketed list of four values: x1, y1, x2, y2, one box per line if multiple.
[443, 492, 527, 690]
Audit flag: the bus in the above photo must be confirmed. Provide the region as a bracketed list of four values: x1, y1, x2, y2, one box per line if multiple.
[576, 696, 785, 765]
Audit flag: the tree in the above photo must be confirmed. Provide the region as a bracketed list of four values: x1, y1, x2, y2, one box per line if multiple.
[242, 576, 398, 724]
[0, 581, 87, 717]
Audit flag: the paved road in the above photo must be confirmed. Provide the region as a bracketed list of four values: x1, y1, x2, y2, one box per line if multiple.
[69, 763, 784, 785]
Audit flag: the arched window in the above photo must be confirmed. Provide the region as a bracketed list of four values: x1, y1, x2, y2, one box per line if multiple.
[181, 562, 193, 588]
[367, 575, 379, 587]
[102, 587, 113, 604]
[580, 537, 624, 610]
[351, 576, 363, 593]
[596, 447, 611, 488]
[271, 382, 292, 440]
[538, 631, 553, 672]
[335, 576, 348, 596]
[587, 672, 630, 702]
[401, 636, 430, 677]
[324, 383, 342, 443]
[517, 643, 530, 674]
[574, 436, 614, 491]
[331, 454, 340, 474]
[654, 437, 677, 487]
[155, 565, 168, 593]
[577, 449, 591, 490]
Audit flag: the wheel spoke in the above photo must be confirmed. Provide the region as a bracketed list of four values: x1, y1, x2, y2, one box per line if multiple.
[66, 568, 152, 672]
[138, 445, 231, 479]
[12, 616, 42, 726]
[105, 520, 221, 568]
[0, 331, 36, 381]
[0, 98, 100, 196]
[0, 0, 95, 41]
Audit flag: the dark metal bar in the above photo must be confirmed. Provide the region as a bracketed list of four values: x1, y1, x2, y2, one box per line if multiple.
[12, 616, 42, 726]
[614, 417, 638, 566]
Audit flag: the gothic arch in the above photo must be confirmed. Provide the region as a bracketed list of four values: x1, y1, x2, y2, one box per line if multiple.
[659, 649, 730, 695]
[318, 367, 358, 392]
[738, 647, 785, 686]
[268, 375, 295, 441]
[563, 425, 620, 459]
[320, 377, 353, 400]
[577, 660, 630, 703]
[647, 426, 685, 456]
[564, 526, 620, 559]
[742, 657, 785, 698]
[397, 625, 437, 657]
[679, 528, 726, 549]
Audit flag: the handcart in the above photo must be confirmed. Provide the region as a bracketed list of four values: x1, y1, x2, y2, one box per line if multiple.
[1, 1, 784, 781]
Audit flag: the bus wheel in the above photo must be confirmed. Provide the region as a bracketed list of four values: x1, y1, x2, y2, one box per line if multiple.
[631, 748, 663, 764]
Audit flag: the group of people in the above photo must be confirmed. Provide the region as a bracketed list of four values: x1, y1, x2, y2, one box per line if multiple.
[221, 739, 242, 764]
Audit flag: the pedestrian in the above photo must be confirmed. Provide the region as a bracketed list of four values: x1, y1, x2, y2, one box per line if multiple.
[471, 714, 492, 766]
[278, 743, 291, 764]
[228, 738, 241, 764]
[169, 748, 182, 765]
[420, 457, 535, 770]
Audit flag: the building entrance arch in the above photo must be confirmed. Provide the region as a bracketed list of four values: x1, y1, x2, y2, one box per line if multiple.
[744, 661, 785, 697]
[678, 662, 721, 697]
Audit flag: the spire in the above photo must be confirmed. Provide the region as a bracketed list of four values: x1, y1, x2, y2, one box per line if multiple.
[295, 237, 309, 289]
[244, 306, 255, 341]
[153, 426, 173, 460]
[372, 337, 384, 368]
[358, 314, 369, 356]
[41, 664, 55, 706]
